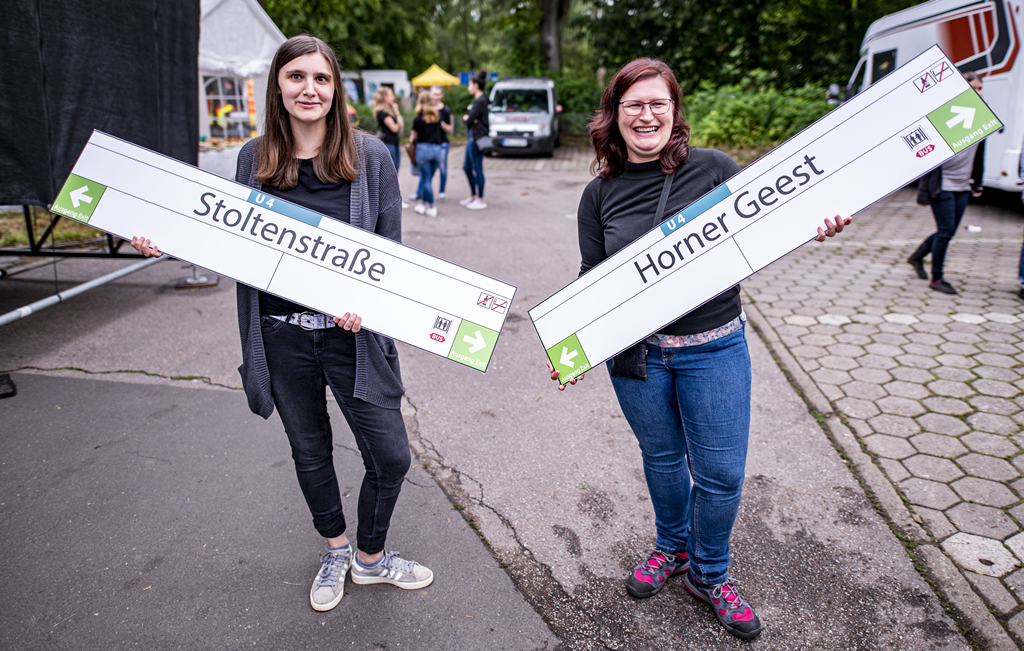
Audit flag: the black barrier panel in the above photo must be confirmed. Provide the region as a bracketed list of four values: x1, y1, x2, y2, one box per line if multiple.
[0, 0, 199, 207]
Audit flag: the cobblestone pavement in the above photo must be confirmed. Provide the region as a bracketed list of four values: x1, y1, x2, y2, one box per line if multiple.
[464, 142, 595, 172]
[744, 187, 1024, 646]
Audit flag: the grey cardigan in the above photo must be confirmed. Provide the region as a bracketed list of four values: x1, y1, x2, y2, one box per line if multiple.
[234, 133, 406, 417]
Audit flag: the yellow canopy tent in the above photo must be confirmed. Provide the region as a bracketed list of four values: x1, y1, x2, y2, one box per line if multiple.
[410, 64, 460, 88]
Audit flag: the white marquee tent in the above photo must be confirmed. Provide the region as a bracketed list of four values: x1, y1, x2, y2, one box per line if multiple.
[198, 0, 286, 139]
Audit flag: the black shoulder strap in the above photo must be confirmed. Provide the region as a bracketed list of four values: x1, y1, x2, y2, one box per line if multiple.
[654, 171, 675, 227]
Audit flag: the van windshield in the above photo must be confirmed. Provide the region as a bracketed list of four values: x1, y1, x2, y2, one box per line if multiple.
[847, 58, 867, 98]
[491, 89, 550, 113]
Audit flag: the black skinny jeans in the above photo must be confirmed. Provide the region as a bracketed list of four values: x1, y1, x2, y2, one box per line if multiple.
[917, 190, 971, 281]
[261, 316, 411, 553]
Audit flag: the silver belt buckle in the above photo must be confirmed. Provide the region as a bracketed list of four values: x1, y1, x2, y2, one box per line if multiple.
[298, 311, 319, 330]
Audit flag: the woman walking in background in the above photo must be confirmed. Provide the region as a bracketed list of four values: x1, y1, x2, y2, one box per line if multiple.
[461, 70, 489, 210]
[131, 34, 432, 613]
[410, 91, 444, 216]
[908, 72, 985, 295]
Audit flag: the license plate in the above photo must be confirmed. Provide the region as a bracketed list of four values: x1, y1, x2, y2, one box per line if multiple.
[502, 138, 528, 147]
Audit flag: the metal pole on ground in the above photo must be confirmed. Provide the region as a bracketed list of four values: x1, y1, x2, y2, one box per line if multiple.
[0, 256, 165, 327]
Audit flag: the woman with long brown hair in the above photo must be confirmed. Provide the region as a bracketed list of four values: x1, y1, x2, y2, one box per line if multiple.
[548, 58, 849, 640]
[130, 35, 432, 613]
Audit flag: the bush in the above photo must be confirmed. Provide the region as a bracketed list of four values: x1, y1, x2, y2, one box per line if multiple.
[353, 102, 376, 132]
[684, 70, 833, 149]
[552, 75, 603, 136]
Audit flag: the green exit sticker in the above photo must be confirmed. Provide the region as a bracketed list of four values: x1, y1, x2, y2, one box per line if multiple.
[927, 89, 1002, 154]
[52, 174, 107, 223]
[447, 320, 499, 371]
[547, 333, 591, 385]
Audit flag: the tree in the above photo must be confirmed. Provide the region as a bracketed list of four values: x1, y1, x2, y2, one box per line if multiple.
[263, 0, 439, 72]
[540, 0, 574, 71]
[585, 0, 920, 91]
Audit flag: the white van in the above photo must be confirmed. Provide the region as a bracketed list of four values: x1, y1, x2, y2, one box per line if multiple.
[488, 77, 561, 156]
[836, 0, 1023, 191]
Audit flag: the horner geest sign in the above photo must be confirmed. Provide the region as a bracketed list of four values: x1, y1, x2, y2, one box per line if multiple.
[530, 45, 1002, 384]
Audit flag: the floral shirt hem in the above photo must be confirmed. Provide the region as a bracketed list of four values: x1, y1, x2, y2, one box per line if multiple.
[646, 312, 746, 348]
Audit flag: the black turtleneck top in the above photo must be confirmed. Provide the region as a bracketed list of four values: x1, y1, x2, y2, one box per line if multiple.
[576, 148, 742, 336]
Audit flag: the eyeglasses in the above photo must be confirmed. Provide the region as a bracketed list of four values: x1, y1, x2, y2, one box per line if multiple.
[619, 99, 673, 116]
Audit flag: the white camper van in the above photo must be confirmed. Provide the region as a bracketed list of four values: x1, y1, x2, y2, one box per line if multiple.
[837, 0, 1023, 191]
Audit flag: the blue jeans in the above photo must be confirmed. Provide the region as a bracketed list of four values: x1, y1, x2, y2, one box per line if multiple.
[419, 141, 450, 197]
[439, 141, 450, 193]
[260, 316, 411, 553]
[609, 329, 752, 585]
[920, 190, 970, 281]
[384, 143, 401, 171]
[1018, 227, 1024, 289]
[463, 138, 485, 198]
[416, 143, 443, 205]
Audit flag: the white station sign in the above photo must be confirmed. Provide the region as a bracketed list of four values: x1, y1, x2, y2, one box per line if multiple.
[530, 46, 1001, 383]
[51, 131, 516, 372]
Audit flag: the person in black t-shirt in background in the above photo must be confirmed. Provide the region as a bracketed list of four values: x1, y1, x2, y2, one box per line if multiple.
[410, 86, 453, 204]
[548, 58, 849, 641]
[908, 72, 985, 295]
[432, 85, 453, 200]
[373, 87, 404, 169]
[410, 91, 445, 216]
[461, 70, 489, 210]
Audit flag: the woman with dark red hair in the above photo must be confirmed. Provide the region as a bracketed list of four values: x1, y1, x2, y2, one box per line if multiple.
[548, 58, 849, 640]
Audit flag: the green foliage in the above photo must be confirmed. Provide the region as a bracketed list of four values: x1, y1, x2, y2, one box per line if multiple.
[492, 0, 546, 76]
[431, 0, 490, 72]
[585, 0, 920, 91]
[551, 74, 602, 115]
[685, 71, 833, 149]
[443, 84, 474, 138]
[263, 0, 438, 72]
[352, 102, 376, 132]
[549, 73, 602, 135]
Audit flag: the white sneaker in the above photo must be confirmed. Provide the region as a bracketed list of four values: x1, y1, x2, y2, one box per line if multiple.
[413, 203, 426, 215]
[408, 193, 420, 202]
[425, 206, 438, 217]
[459, 197, 474, 206]
[439, 193, 447, 201]
[350, 551, 433, 590]
[466, 198, 488, 210]
[401, 202, 409, 209]
[310, 548, 351, 611]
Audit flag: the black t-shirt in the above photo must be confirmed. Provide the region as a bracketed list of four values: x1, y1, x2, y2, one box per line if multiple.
[258, 159, 352, 316]
[465, 94, 489, 140]
[438, 106, 452, 143]
[412, 115, 445, 144]
[376, 110, 400, 145]
[576, 149, 742, 336]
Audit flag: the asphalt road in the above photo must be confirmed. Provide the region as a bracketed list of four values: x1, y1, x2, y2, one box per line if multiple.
[0, 148, 972, 649]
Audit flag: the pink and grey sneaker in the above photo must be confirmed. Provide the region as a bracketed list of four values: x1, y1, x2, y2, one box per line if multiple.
[625, 549, 689, 598]
[684, 573, 762, 640]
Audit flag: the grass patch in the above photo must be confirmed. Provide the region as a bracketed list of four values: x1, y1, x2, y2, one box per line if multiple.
[0, 208, 104, 248]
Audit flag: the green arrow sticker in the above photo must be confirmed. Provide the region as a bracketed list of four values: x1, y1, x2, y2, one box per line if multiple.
[447, 320, 499, 370]
[926, 89, 1002, 154]
[52, 173, 107, 223]
[547, 333, 591, 385]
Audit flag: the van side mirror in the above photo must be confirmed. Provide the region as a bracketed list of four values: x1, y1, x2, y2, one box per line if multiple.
[556, 104, 563, 113]
[826, 83, 840, 106]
